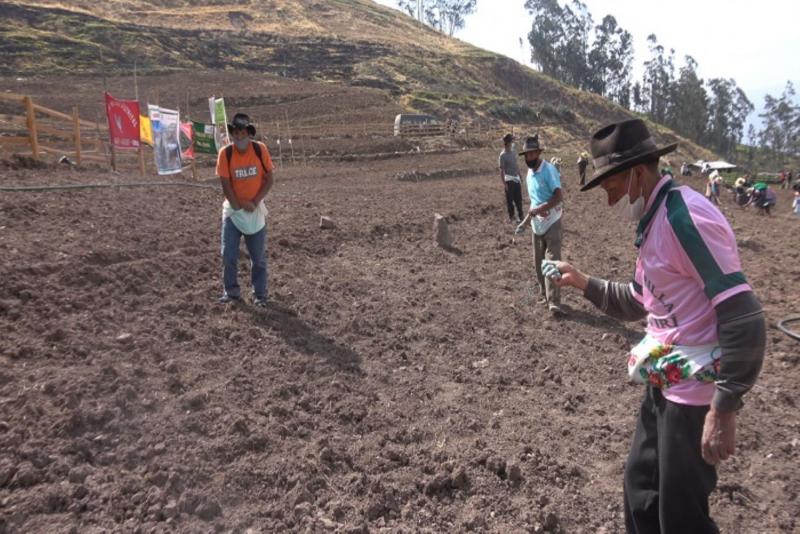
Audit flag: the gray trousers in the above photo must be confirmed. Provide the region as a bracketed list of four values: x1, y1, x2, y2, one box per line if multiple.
[532, 218, 562, 306]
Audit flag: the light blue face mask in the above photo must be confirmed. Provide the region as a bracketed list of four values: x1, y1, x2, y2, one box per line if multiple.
[234, 138, 249, 151]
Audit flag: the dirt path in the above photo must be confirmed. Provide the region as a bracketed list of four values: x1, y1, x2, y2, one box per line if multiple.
[1, 152, 798, 533]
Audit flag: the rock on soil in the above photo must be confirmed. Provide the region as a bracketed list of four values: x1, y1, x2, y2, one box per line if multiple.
[434, 213, 454, 248]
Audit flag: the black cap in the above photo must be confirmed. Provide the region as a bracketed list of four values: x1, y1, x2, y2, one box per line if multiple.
[503, 133, 514, 144]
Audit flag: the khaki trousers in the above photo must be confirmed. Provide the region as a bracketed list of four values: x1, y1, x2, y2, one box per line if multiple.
[532, 218, 562, 306]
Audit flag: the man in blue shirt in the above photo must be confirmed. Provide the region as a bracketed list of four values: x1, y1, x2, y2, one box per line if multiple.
[519, 134, 565, 316]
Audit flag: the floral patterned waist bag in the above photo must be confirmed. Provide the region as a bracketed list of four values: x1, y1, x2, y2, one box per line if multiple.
[627, 335, 721, 389]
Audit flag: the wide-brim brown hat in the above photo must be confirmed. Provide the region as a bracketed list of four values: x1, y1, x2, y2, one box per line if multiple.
[518, 134, 544, 155]
[581, 119, 677, 191]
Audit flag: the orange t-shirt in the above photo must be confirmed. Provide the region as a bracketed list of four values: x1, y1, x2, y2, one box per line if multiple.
[215, 142, 274, 202]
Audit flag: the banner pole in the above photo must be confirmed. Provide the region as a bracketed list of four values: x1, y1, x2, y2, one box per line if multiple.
[133, 60, 145, 175]
[138, 143, 146, 175]
[133, 60, 139, 100]
[98, 50, 116, 172]
[96, 112, 112, 170]
[24, 95, 39, 160]
[187, 92, 197, 180]
[72, 106, 81, 166]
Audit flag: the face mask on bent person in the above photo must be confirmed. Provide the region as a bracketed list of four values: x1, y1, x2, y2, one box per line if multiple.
[615, 168, 645, 221]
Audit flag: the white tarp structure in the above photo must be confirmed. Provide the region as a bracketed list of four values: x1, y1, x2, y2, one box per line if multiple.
[691, 160, 738, 173]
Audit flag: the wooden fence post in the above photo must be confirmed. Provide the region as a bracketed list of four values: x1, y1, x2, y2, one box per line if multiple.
[24, 95, 39, 159]
[95, 113, 110, 168]
[138, 145, 146, 175]
[72, 106, 81, 166]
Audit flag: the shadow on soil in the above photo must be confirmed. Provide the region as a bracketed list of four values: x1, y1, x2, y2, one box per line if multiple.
[560, 305, 642, 342]
[248, 301, 362, 373]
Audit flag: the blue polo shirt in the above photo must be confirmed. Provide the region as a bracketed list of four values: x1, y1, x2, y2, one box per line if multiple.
[526, 159, 561, 206]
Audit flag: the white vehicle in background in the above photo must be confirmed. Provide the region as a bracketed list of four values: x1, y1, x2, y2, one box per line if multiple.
[393, 114, 444, 137]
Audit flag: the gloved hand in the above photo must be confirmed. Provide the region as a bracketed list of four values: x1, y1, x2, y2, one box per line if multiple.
[541, 260, 562, 280]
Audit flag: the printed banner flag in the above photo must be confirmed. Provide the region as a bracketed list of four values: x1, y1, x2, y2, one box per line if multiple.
[209, 96, 227, 124]
[148, 104, 182, 175]
[209, 96, 230, 150]
[192, 121, 217, 154]
[179, 122, 194, 160]
[105, 93, 140, 150]
[139, 114, 153, 146]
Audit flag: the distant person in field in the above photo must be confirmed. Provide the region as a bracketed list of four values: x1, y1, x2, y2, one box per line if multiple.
[681, 161, 692, 176]
[216, 113, 275, 306]
[781, 168, 793, 189]
[498, 133, 525, 224]
[517, 134, 565, 317]
[577, 151, 590, 185]
[793, 191, 800, 218]
[734, 177, 750, 207]
[541, 119, 765, 534]
[705, 170, 721, 205]
[712, 171, 723, 203]
[748, 182, 776, 216]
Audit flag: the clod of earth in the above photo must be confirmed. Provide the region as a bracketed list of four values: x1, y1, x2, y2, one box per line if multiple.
[485, 456, 507, 479]
[12, 463, 42, 488]
[434, 213, 454, 248]
[115, 333, 134, 345]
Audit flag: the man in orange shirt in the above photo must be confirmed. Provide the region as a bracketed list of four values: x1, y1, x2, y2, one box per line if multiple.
[216, 113, 274, 306]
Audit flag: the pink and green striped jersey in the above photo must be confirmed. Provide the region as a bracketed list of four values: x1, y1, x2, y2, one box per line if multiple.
[631, 176, 751, 405]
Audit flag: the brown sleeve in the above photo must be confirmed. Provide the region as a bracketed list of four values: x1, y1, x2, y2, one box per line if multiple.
[583, 277, 647, 322]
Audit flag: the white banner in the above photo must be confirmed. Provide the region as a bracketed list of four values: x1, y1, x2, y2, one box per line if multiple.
[149, 105, 182, 175]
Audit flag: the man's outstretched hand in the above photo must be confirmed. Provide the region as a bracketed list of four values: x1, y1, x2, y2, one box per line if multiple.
[541, 260, 589, 291]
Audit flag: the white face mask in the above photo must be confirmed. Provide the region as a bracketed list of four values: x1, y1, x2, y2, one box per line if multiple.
[615, 168, 645, 222]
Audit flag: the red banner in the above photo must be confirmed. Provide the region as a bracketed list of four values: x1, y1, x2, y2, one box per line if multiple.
[180, 122, 194, 160]
[105, 92, 140, 150]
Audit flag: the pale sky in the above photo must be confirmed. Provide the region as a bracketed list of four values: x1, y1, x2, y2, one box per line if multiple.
[373, 0, 800, 129]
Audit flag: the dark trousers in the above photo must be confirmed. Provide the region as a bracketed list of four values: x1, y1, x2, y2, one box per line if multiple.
[505, 180, 523, 221]
[579, 162, 588, 184]
[624, 387, 718, 534]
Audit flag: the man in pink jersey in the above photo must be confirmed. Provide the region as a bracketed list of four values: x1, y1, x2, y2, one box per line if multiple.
[542, 119, 765, 533]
